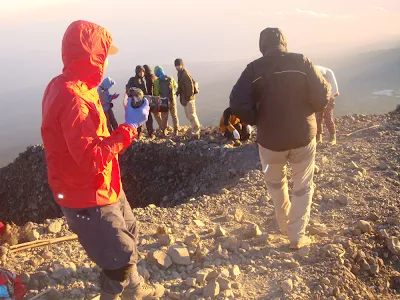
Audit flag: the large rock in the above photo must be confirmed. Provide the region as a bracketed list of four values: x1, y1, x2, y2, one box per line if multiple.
[147, 250, 172, 269]
[337, 194, 350, 206]
[48, 221, 62, 234]
[215, 225, 227, 237]
[233, 208, 244, 223]
[230, 265, 241, 279]
[158, 234, 175, 246]
[356, 220, 373, 234]
[51, 262, 77, 280]
[185, 233, 200, 248]
[246, 223, 262, 238]
[26, 229, 40, 242]
[222, 237, 239, 251]
[203, 281, 220, 298]
[168, 245, 191, 265]
[196, 269, 210, 284]
[387, 237, 400, 255]
[281, 279, 293, 293]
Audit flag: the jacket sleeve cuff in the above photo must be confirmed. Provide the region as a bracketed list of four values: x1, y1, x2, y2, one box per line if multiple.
[119, 124, 138, 147]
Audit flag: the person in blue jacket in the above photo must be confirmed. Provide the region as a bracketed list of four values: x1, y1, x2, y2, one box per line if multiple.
[98, 77, 120, 132]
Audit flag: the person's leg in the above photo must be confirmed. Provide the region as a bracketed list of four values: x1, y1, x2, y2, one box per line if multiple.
[61, 201, 137, 299]
[258, 144, 290, 235]
[186, 101, 200, 133]
[170, 99, 179, 134]
[324, 99, 336, 145]
[108, 108, 119, 132]
[145, 112, 154, 136]
[316, 112, 324, 143]
[117, 192, 164, 300]
[287, 138, 316, 247]
[153, 112, 163, 130]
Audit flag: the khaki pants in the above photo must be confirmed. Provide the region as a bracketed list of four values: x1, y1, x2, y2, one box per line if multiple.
[258, 139, 316, 242]
[154, 99, 179, 130]
[184, 100, 200, 134]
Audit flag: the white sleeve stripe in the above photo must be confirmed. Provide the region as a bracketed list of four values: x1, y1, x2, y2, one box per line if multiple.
[274, 70, 307, 76]
[252, 77, 263, 83]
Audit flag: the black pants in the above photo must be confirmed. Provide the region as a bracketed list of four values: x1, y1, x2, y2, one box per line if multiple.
[138, 113, 154, 137]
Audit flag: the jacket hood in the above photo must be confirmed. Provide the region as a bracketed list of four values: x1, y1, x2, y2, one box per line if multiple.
[154, 66, 166, 79]
[100, 77, 115, 90]
[62, 20, 114, 89]
[259, 28, 287, 56]
[135, 65, 145, 77]
[143, 65, 153, 77]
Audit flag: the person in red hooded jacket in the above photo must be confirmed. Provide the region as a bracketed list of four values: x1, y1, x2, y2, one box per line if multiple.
[41, 20, 164, 300]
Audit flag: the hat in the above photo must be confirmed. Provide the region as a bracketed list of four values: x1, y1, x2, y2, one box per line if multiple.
[109, 44, 119, 55]
[174, 58, 183, 66]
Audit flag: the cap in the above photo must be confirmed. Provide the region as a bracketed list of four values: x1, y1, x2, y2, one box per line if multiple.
[109, 44, 119, 55]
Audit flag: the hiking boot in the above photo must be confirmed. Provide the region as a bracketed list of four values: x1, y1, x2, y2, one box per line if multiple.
[316, 134, 322, 144]
[173, 127, 179, 136]
[289, 236, 311, 250]
[121, 282, 165, 300]
[329, 134, 337, 145]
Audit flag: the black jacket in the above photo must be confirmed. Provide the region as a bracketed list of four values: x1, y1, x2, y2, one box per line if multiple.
[126, 76, 149, 95]
[230, 28, 330, 151]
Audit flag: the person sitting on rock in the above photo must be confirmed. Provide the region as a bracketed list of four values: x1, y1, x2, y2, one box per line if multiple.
[41, 20, 164, 300]
[97, 77, 119, 133]
[230, 27, 330, 250]
[316, 66, 340, 145]
[220, 107, 252, 142]
[126, 65, 155, 138]
[153, 66, 180, 136]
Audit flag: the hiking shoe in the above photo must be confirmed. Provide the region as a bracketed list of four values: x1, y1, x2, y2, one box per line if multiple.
[173, 127, 179, 136]
[316, 134, 322, 144]
[289, 236, 311, 250]
[329, 134, 337, 145]
[121, 282, 165, 300]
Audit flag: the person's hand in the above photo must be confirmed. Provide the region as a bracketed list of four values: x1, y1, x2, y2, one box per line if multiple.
[125, 98, 150, 129]
[334, 92, 339, 97]
[246, 125, 253, 135]
[111, 93, 120, 100]
[233, 130, 240, 140]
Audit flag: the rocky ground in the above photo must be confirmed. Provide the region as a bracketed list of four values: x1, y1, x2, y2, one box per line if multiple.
[0, 108, 399, 299]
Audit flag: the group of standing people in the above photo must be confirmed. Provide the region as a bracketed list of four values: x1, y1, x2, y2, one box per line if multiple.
[41, 19, 340, 300]
[98, 59, 201, 140]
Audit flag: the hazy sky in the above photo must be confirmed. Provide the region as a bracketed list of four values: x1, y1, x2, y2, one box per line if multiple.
[0, 0, 399, 92]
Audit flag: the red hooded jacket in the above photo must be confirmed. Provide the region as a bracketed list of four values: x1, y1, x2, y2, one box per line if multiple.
[41, 20, 137, 208]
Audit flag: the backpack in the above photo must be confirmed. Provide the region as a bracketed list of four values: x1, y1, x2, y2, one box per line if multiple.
[193, 80, 199, 95]
[0, 268, 27, 300]
[159, 77, 174, 99]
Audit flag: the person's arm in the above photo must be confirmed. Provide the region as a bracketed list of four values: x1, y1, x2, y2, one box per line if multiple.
[154, 79, 160, 96]
[183, 72, 194, 102]
[171, 77, 178, 90]
[60, 97, 137, 176]
[229, 63, 257, 125]
[304, 57, 331, 112]
[325, 68, 339, 97]
[126, 77, 134, 90]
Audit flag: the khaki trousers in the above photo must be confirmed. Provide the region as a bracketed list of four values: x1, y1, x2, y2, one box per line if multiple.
[258, 139, 316, 242]
[184, 100, 200, 134]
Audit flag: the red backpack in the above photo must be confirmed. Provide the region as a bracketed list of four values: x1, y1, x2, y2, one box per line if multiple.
[0, 268, 27, 300]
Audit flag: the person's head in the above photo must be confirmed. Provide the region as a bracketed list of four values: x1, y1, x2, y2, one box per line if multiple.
[174, 58, 184, 71]
[100, 77, 115, 90]
[135, 65, 145, 78]
[154, 66, 166, 79]
[62, 20, 118, 89]
[259, 28, 287, 56]
[143, 65, 153, 76]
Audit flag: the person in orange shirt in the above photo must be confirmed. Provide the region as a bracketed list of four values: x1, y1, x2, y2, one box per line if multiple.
[219, 107, 252, 142]
[41, 20, 164, 299]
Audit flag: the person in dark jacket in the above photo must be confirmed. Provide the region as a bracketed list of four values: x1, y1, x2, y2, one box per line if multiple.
[126, 65, 154, 138]
[143, 64, 163, 129]
[230, 28, 330, 250]
[175, 58, 200, 138]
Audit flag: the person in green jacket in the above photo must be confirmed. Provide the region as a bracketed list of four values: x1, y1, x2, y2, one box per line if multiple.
[153, 66, 179, 136]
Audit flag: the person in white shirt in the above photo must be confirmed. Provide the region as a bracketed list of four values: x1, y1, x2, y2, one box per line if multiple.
[316, 66, 339, 145]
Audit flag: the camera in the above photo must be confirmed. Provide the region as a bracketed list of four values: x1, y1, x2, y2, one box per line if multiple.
[125, 87, 171, 113]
